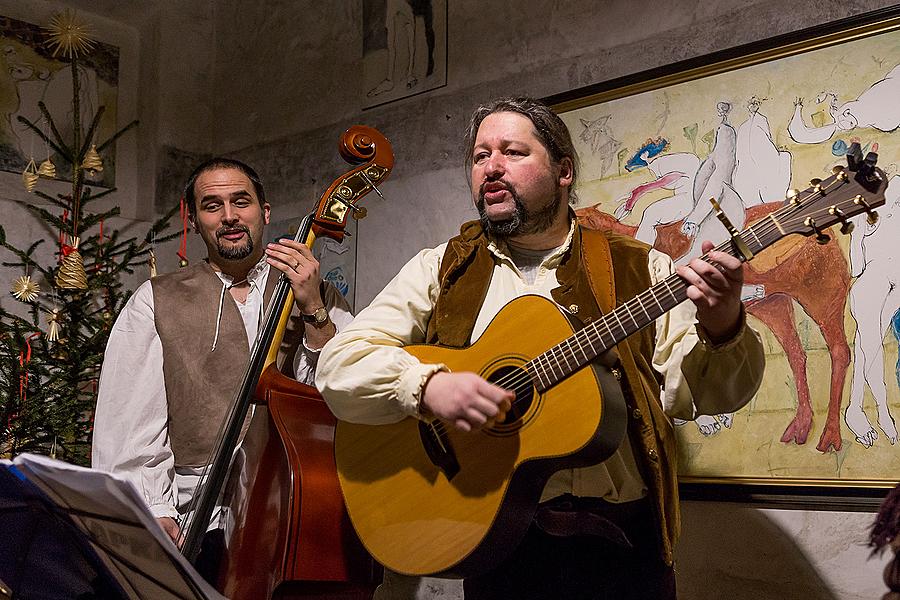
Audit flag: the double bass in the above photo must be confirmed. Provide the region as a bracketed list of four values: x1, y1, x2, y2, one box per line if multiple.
[180, 126, 393, 598]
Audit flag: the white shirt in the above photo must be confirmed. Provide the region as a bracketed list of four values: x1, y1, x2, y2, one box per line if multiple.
[92, 261, 353, 519]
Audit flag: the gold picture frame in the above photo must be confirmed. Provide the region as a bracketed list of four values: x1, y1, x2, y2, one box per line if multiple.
[549, 7, 900, 493]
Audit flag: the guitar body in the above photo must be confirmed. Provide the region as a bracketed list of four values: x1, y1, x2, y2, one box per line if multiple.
[334, 295, 627, 577]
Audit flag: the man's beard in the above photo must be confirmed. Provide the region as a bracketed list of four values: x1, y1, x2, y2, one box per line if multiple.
[476, 182, 563, 238]
[216, 225, 254, 260]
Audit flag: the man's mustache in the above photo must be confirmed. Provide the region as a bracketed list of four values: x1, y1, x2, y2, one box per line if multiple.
[479, 179, 512, 196]
[216, 225, 250, 239]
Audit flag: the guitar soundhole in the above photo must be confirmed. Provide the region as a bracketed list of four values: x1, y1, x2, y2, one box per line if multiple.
[487, 365, 534, 427]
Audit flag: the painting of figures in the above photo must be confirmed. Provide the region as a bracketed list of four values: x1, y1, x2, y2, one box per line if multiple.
[557, 15, 900, 485]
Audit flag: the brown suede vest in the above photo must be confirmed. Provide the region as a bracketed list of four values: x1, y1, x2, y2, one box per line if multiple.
[426, 220, 680, 564]
[151, 262, 305, 467]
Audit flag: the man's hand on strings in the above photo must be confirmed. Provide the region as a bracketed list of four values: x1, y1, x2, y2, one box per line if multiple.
[421, 372, 514, 432]
[676, 240, 744, 344]
[157, 516, 182, 547]
[265, 239, 324, 313]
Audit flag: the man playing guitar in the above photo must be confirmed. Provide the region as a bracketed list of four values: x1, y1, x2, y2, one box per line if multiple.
[317, 97, 765, 599]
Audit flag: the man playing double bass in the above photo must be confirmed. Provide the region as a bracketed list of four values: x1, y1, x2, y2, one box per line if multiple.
[316, 97, 765, 598]
[92, 158, 352, 545]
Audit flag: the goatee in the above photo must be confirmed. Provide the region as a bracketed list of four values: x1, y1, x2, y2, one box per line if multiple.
[216, 225, 254, 260]
[476, 183, 563, 239]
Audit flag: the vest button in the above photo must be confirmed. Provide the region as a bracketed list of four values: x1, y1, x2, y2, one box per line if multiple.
[632, 408, 643, 420]
[568, 304, 579, 314]
[648, 448, 658, 460]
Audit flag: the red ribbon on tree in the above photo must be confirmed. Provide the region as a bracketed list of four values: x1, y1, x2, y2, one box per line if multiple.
[58, 209, 69, 262]
[12, 332, 42, 428]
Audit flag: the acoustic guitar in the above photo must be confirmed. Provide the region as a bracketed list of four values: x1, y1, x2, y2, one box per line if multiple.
[334, 146, 888, 578]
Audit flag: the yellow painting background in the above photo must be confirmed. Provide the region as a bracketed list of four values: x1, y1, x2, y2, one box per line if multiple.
[560, 22, 900, 485]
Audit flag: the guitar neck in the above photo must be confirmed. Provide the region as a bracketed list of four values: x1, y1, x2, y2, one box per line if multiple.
[527, 214, 783, 392]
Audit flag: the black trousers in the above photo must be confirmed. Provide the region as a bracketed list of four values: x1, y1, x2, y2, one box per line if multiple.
[463, 495, 676, 600]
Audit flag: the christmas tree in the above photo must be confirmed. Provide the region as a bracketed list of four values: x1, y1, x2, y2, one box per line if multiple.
[0, 11, 178, 465]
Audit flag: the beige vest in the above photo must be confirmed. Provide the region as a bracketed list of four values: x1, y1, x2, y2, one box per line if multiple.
[426, 220, 680, 564]
[151, 262, 305, 467]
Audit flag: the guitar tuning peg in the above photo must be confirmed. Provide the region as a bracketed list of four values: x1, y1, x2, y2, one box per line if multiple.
[853, 195, 879, 225]
[831, 165, 849, 182]
[829, 206, 854, 235]
[865, 152, 879, 170]
[805, 216, 831, 245]
[786, 189, 800, 205]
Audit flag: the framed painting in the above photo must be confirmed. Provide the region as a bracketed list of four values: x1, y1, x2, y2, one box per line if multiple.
[548, 6, 900, 494]
[362, 0, 448, 109]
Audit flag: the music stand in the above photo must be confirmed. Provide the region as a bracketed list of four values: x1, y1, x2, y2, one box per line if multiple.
[0, 454, 226, 600]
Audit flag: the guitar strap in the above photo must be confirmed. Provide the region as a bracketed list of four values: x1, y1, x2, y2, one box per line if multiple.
[578, 225, 680, 566]
[579, 227, 616, 314]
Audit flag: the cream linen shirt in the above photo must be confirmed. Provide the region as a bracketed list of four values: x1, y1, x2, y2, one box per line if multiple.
[92, 260, 353, 519]
[317, 224, 765, 503]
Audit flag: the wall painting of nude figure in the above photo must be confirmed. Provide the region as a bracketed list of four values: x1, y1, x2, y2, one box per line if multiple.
[550, 7, 900, 489]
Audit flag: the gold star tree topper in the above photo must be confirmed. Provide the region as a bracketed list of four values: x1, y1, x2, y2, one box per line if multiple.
[45, 10, 96, 59]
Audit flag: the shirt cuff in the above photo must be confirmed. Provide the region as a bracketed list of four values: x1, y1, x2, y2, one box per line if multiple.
[300, 335, 323, 356]
[396, 362, 448, 418]
[695, 305, 749, 352]
[148, 503, 179, 520]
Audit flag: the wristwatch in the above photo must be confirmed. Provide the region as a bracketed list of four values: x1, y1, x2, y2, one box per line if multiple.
[302, 306, 329, 326]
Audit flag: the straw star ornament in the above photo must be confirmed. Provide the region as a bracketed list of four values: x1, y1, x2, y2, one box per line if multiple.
[44, 10, 96, 59]
[12, 275, 40, 302]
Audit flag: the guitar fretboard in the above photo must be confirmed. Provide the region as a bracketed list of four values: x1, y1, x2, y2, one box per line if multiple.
[524, 211, 787, 392]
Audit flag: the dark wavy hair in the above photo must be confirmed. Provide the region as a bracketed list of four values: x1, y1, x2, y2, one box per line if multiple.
[463, 96, 579, 201]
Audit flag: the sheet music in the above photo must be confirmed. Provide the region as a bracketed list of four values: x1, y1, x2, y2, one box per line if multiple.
[3, 453, 227, 600]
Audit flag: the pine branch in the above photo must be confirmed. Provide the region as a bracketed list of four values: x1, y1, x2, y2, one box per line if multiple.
[86, 187, 116, 201]
[32, 190, 67, 208]
[79, 106, 106, 159]
[79, 206, 121, 230]
[97, 120, 139, 154]
[17, 114, 69, 161]
[18, 202, 69, 233]
[38, 101, 71, 159]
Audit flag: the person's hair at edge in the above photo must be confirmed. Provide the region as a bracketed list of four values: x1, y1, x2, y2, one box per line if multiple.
[463, 96, 580, 203]
[182, 157, 267, 218]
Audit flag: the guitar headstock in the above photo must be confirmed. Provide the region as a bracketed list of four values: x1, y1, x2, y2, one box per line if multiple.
[777, 143, 887, 243]
[312, 125, 394, 242]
